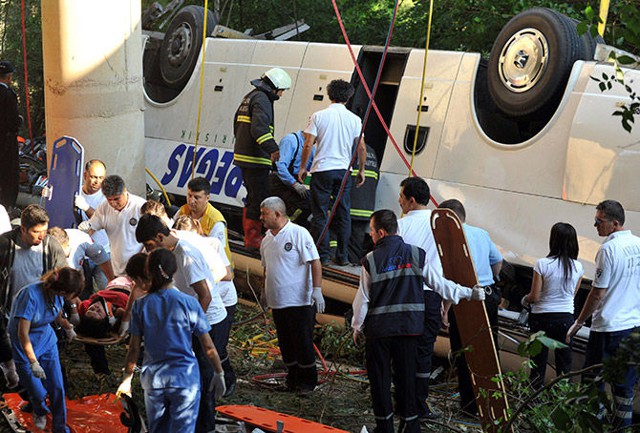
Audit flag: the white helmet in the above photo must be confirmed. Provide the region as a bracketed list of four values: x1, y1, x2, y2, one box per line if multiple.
[262, 68, 292, 90]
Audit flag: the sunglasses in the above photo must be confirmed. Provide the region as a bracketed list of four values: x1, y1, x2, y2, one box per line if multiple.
[594, 217, 612, 227]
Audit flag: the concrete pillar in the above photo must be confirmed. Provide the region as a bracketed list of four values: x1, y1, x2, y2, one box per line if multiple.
[41, 0, 145, 195]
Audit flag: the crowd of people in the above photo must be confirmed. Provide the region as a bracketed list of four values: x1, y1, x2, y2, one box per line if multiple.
[0, 62, 637, 433]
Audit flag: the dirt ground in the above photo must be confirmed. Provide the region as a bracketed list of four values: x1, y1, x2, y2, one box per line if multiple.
[0, 303, 483, 433]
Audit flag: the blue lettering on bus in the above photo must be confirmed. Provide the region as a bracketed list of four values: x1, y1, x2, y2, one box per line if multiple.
[160, 144, 243, 198]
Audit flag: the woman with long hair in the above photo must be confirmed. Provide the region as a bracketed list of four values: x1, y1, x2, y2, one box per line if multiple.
[522, 222, 584, 389]
[8, 267, 84, 432]
[117, 248, 225, 433]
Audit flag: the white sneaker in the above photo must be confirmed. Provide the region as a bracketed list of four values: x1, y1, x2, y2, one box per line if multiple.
[33, 413, 46, 430]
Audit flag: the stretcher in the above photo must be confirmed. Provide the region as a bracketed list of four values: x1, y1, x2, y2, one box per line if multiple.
[43, 136, 84, 229]
[216, 405, 349, 433]
[430, 209, 511, 433]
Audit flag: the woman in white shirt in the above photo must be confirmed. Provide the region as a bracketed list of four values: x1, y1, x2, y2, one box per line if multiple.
[522, 222, 584, 389]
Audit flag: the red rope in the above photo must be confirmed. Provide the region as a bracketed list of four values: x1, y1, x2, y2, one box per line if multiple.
[20, 0, 33, 145]
[330, 0, 439, 208]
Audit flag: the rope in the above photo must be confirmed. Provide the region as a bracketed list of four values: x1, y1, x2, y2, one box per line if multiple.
[191, 0, 210, 179]
[330, 0, 439, 208]
[20, 0, 33, 145]
[407, 0, 434, 177]
[315, 0, 401, 248]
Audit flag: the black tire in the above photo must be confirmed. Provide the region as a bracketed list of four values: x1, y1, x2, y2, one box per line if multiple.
[159, 6, 217, 90]
[487, 8, 583, 117]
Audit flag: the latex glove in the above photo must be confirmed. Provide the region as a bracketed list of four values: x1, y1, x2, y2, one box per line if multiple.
[312, 287, 325, 313]
[78, 220, 92, 232]
[521, 295, 532, 310]
[74, 194, 90, 212]
[65, 325, 77, 342]
[292, 182, 309, 199]
[119, 321, 130, 337]
[30, 361, 46, 380]
[40, 185, 52, 199]
[209, 371, 226, 399]
[566, 320, 583, 343]
[69, 312, 80, 326]
[470, 285, 486, 301]
[117, 373, 133, 398]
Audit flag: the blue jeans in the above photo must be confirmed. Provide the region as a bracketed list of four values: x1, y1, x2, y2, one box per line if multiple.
[583, 327, 639, 428]
[310, 169, 352, 262]
[145, 385, 200, 433]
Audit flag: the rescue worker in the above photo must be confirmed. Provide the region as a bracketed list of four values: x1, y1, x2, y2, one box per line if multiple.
[233, 68, 292, 251]
[352, 210, 485, 433]
[270, 130, 314, 228]
[0, 60, 22, 209]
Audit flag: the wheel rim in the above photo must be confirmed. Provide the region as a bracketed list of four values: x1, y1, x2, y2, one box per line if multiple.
[497, 28, 549, 93]
[166, 23, 193, 68]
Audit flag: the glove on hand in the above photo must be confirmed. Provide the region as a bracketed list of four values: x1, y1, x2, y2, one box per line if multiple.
[119, 321, 130, 337]
[74, 194, 90, 212]
[470, 285, 486, 301]
[78, 221, 92, 232]
[117, 374, 133, 398]
[312, 287, 325, 313]
[209, 372, 226, 399]
[292, 182, 310, 199]
[31, 361, 46, 379]
[65, 325, 77, 342]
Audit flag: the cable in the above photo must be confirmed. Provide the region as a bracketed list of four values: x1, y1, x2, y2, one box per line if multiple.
[315, 0, 401, 248]
[191, 0, 210, 179]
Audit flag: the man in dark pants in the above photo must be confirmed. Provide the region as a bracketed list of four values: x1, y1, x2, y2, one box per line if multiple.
[233, 68, 292, 250]
[259, 197, 324, 393]
[0, 61, 22, 209]
[396, 177, 443, 420]
[439, 199, 503, 416]
[352, 210, 485, 433]
[298, 79, 366, 266]
[270, 130, 314, 228]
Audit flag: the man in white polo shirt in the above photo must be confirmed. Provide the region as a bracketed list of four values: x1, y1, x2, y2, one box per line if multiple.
[567, 200, 640, 429]
[86, 175, 145, 276]
[136, 214, 227, 433]
[396, 176, 443, 421]
[298, 79, 366, 266]
[260, 197, 324, 394]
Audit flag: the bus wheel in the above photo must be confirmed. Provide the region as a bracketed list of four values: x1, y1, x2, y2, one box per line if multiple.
[487, 8, 582, 118]
[159, 5, 217, 91]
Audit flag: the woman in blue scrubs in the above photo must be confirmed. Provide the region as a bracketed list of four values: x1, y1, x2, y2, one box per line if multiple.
[117, 248, 226, 433]
[8, 267, 83, 432]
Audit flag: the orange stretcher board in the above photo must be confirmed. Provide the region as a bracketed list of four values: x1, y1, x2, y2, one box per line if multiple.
[216, 405, 349, 433]
[430, 209, 511, 433]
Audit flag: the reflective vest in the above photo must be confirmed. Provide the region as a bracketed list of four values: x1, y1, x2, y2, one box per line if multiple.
[363, 235, 425, 339]
[350, 145, 379, 221]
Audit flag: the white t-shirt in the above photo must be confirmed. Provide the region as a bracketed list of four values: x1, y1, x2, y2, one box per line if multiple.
[80, 189, 110, 252]
[174, 230, 236, 306]
[89, 193, 146, 275]
[0, 205, 11, 235]
[260, 221, 319, 309]
[397, 209, 443, 293]
[305, 103, 362, 173]
[66, 228, 94, 269]
[591, 230, 640, 332]
[531, 257, 583, 314]
[173, 238, 227, 325]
